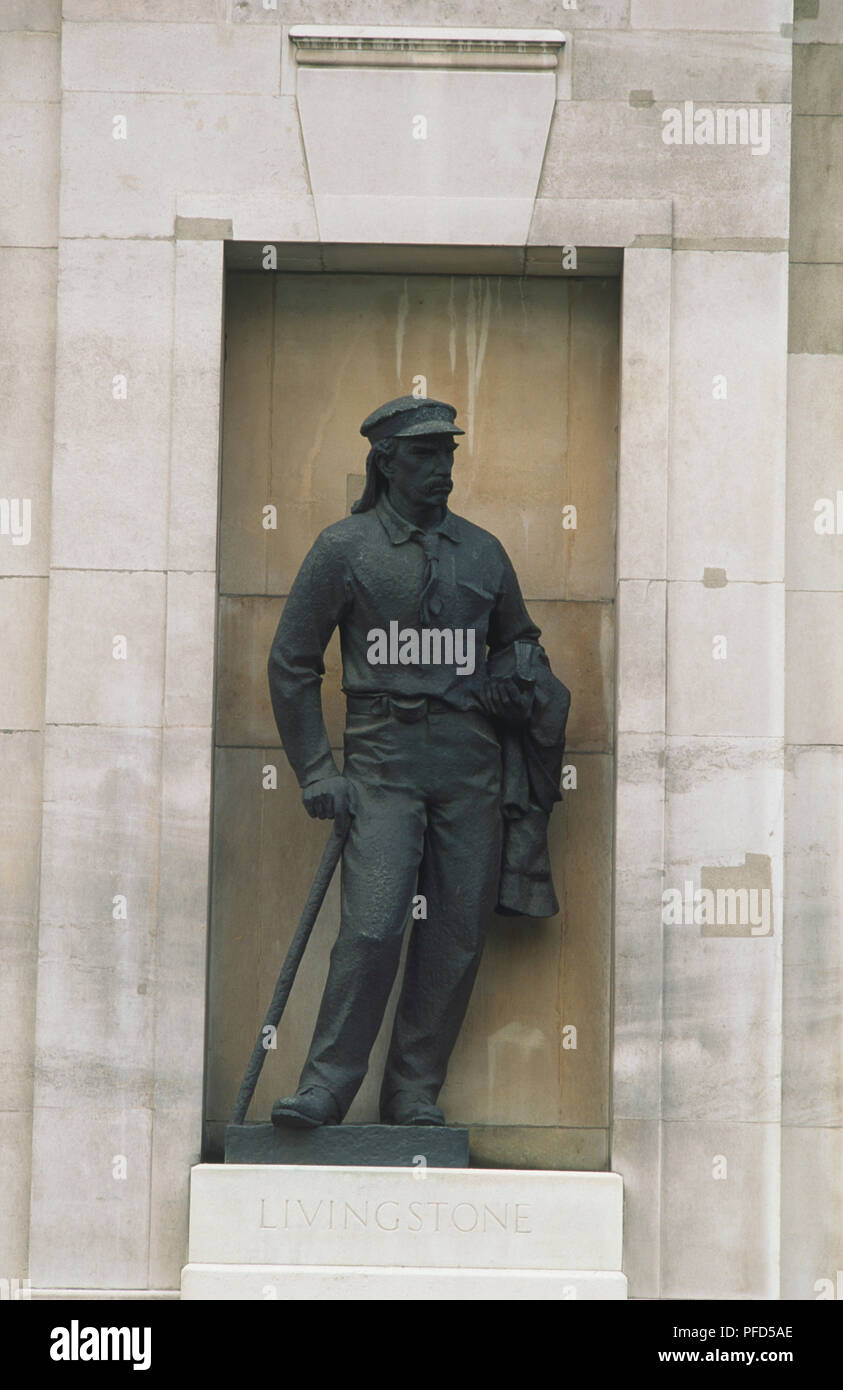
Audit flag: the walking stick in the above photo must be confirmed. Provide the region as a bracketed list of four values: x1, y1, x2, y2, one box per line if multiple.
[228, 812, 351, 1126]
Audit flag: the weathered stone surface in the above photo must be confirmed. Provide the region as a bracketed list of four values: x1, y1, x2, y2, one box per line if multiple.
[178, 189, 319, 243]
[0, 1112, 34, 1277]
[317, 194, 536, 248]
[29, 1106, 153, 1290]
[610, 1117, 660, 1299]
[787, 592, 843, 743]
[63, 0, 214, 18]
[168, 239, 224, 573]
[667, 582, 785, 738]
[780, 1126, 843, 1301]
[0, 0, 60, 29]
[792, 43, 843, 115]
[613, 734, 666, 1122]
[783, 745, 843, 1128]
[529, 196, 671, 246]
[35, 725, 162, 1111]
[0, 577, 48, 728]
[60, 94, 308, 239]
[0, 29, 60, 101]
[467, 1125, 608, 1172]
[660, 1120, 780, 1300]
[233, 0, 630, 25]
[62, 20, 279, 94]
[164, 572, 216, 728]
[786, 355, 843, 591]
[617, 580, 665, 734]
[630, 0, 791, 30]
[789, 265, 843, 354]
[668, 252, 788, 583]
[44, 570, 166, 727]
[573, 30, 791, 104]
[146, 726, 215, 1287]
[0, 100, 58, 246]
[665, 737, 784, 878]
[0, 248, 56, 578]
[790, 117, 843, 261]
[663, 737, 783, 1126]
[148, 1105, 202, 1291]
[529, 601, 613, 752]
[0, 732, 43, 1109]
[50, 239, 174, 571]
[154, 728, 214, 1112]
[618, 247, 671, 580]
[0, 729, 42, 1278]
[793, 4, 843, 43]
[540, 102, 791, 241]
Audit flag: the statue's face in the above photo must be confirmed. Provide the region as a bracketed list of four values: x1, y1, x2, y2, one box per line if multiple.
[382, 433, 458, 512]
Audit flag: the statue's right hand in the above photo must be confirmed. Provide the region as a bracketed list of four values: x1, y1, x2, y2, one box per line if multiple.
[302, 775, 354, 822]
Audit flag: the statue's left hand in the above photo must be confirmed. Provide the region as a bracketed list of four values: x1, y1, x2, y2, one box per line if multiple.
[482, 676, 535, 725]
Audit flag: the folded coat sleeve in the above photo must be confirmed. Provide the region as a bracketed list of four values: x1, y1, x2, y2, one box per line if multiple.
[267, 532, 350, 789]
[496, 652, 572, 920]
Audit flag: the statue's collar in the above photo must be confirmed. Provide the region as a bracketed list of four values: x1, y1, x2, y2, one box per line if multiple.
[375, 492, 461, 546]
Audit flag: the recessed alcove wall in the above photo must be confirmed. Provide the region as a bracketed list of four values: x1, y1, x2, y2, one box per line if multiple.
[205, 256, 620, 1169]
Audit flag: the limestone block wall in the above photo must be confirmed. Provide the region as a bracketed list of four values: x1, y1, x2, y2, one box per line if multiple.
[0, 0, 59, 1288]
[781, 0, 843, 1303]
[1, 0, 838, 1302]
[617, 243, 790, 1300]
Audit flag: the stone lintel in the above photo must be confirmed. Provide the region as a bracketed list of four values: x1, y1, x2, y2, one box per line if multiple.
[290, 25, 565, 70]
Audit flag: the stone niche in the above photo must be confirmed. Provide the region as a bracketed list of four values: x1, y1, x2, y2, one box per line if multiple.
[198, 26, 617, 1175]
[205, 250, 619, 1171]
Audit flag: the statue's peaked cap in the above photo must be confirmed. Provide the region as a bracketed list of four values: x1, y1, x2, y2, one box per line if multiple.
[360, 396, 465, 443]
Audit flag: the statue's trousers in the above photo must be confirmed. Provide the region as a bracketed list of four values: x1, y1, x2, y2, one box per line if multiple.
[297, 701, 502, 1118]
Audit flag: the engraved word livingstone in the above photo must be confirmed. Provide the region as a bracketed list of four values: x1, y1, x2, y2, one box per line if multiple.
[258, 1195, 533, 1234]
[184, 1167, 624, 1285]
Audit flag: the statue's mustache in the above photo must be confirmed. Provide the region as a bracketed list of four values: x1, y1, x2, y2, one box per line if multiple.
[426, 476, 453, 493]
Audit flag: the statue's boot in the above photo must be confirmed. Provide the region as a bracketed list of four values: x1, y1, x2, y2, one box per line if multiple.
[271, 1085, 342, 1129]
[381, 1092, 446, 1127]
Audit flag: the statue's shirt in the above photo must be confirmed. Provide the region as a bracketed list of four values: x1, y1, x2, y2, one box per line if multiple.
[268, 493, 540, 787]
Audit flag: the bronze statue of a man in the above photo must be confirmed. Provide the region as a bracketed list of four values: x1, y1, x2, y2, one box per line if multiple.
[267, 396, 570, 1129]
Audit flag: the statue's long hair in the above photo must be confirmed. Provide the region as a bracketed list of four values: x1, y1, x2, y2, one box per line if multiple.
[351, 438, 398, 513]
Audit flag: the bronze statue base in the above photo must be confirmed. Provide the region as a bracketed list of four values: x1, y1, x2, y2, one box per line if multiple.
[224, 1122, 469, 1168]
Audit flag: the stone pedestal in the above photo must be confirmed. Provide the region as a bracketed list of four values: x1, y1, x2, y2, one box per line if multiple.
[181, 1164, 627, 1300]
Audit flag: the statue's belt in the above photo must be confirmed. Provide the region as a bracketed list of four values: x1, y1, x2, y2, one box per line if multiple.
[345, 692, 458, 724]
